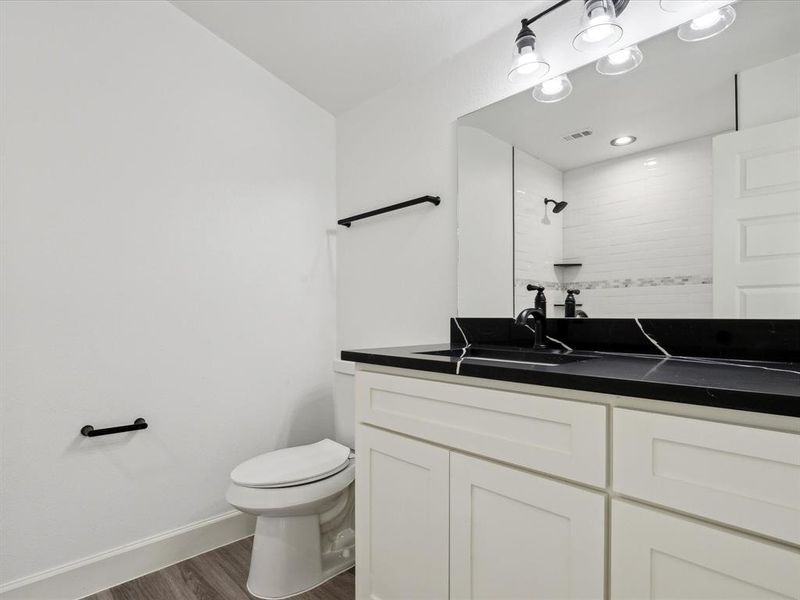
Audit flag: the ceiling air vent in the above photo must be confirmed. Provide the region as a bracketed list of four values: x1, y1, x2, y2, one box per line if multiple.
[562, 128, 593, 142]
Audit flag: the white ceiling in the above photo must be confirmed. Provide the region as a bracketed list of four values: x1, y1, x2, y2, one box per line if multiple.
[170, 0, 547, 115]
[460, 0, 800, 171]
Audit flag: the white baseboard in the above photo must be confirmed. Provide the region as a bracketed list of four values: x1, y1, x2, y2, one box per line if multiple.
[0, 510, 256, 600]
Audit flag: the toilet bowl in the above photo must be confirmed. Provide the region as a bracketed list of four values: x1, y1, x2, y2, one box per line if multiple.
[226, 439, 355, 600]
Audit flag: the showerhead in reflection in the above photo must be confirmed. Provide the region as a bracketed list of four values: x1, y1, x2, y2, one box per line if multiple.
[544, 198, 568, 214]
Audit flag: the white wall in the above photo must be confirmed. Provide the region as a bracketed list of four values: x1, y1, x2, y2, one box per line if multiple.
[457, 127, 513, 317]
[0, 0, 335, 590]
[513, 149, 564, 315]
[561, 136, 713, 318]
[336, 1, 731, 348]
[738, 52, 800, 130]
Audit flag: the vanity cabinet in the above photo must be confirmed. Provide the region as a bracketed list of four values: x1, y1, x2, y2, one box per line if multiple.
[354, 369, 800, 600]
[356, 424, 605, 600]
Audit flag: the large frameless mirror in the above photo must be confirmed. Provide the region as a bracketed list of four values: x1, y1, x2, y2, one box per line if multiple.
[457, 0, 800, 319]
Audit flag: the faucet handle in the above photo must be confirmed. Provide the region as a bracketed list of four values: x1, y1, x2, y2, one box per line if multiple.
[526, 284, 545, 292]
[567, 289, 580, 295]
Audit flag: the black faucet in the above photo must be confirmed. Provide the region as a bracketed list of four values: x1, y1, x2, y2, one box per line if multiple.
[515, 307, 548, 349]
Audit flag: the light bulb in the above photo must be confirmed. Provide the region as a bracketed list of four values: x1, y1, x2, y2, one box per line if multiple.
[691, 9, 722, 30]
[607, 48, 631, 65]
[532, 74, 573, 103]
[581, 22, 616, 44]
[596, 44, 643, 76]
[678, 5, 736, 42]
[541, 78, 565, 94]
[573, 0, 624, 52]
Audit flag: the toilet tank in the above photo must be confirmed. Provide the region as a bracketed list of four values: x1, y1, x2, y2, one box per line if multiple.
[333, 360, 355, 449]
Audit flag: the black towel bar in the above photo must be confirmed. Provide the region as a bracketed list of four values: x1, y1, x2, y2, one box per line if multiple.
[81, 418, 148, 437]
[338, 195, 440, 227]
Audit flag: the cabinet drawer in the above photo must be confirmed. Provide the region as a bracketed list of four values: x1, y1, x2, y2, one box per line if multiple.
[356, 371, 607, 487]
[613, 408, 800, 545]
[611, 500, 800, 599]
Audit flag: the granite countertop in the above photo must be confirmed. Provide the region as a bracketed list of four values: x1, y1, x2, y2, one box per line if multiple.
[341, 343, 800, 417]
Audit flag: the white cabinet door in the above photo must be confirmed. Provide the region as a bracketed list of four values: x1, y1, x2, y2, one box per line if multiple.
[450, 453, 606, 600]
[611, 500, 800, 600]
[355, 425, 449, 600]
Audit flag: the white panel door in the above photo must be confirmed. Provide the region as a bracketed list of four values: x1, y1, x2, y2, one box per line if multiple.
[611, 500, 800, 600]
[450, 453, 605, 600]
[713, 117, 800, 317]
[355, 425, 449, 600]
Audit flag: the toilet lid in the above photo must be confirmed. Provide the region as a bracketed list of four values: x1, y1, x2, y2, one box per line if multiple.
[231, 439, 352, 488]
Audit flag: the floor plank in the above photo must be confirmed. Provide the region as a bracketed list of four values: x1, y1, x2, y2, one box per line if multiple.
[81, 537, 354, 600]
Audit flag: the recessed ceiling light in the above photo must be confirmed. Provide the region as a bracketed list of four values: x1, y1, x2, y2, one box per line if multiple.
[610, 135, 637, 146]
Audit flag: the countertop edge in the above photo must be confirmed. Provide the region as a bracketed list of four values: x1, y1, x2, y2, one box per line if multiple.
[341, 350, 800, 418]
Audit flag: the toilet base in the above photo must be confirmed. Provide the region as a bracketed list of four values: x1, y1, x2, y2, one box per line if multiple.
[245, 490, 355, 599]
[246, 562, 354, 600]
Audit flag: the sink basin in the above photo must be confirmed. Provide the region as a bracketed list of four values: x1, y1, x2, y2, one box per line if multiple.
[415, 346, 595, 366]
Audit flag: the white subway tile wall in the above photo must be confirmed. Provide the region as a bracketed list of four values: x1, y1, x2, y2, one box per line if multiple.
[561, 136, 713, 317]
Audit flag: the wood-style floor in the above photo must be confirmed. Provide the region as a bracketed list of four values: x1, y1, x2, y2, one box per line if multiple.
[82, 537, 354, 600]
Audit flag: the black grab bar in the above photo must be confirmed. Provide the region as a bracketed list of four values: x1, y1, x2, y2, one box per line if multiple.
[338, 195, 440, 227]
[81, 418, 148, 437]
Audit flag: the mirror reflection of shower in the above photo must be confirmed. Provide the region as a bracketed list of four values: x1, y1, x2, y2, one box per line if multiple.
[541, 197, 567, 224]
[545, 198, 568, 213]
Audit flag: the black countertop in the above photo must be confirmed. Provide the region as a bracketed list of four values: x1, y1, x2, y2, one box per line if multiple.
[341, 343, 800, 417]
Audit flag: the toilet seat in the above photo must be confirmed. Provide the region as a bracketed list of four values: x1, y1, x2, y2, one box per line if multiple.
[227, 459, 355, 516]
[231, 439, 351, 489]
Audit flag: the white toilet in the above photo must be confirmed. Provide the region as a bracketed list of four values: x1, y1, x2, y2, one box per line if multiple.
[226, 439, 355, 599]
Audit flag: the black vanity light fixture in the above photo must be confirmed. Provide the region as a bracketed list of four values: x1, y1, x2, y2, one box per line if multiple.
[508, 0, 738, 102]
[610, 135, 637, 146]
[509, 0, 631, 102]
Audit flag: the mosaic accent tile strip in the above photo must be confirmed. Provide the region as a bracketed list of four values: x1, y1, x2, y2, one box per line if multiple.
[516, 275, 712, 291]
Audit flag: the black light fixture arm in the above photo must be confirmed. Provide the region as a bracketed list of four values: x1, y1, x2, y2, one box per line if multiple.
[520, 0, 628, 27]
[522, 0, 574, 27]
